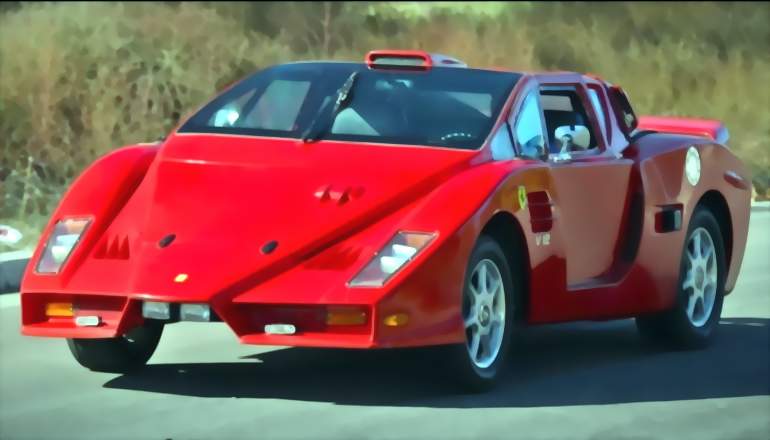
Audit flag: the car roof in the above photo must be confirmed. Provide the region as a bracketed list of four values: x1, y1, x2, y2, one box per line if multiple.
[286, 50, 610, 84]
[284, 60, 595, 85]
[277, 60, 524, 81]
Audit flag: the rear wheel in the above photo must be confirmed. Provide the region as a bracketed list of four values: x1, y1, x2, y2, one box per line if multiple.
[444, 235, 522, 392]
[67, 320, 164, 373]
[635, 207, 726, 348]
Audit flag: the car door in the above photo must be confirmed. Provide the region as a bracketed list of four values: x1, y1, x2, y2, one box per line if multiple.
[537, 84, 634, 288]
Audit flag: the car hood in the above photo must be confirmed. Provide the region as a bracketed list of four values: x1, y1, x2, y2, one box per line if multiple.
[107, 134, 477, 299]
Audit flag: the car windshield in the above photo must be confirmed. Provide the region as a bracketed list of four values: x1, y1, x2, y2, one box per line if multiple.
[178, 62, 520, 150]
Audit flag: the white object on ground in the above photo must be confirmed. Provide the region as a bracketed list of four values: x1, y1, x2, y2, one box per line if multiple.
[0, 225, 23, 245]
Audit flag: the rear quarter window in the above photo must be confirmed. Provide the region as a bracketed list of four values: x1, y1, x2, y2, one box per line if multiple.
[587, 87, 608, 140]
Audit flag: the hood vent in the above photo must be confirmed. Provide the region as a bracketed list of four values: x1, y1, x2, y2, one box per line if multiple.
[94, 235, 130, 260]
[314, 185, 364, 206]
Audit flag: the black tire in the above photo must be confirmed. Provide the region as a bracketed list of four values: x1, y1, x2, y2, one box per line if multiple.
[443, 235, 523, 393]
[635, 207, 726, 349]
[67, 320, 164, 373]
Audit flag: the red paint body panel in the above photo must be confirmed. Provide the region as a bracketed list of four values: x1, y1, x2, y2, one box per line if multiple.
[20, 58, 751, 350]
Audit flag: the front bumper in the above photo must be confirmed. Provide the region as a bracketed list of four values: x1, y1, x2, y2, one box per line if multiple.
[20, 292, 379, 348]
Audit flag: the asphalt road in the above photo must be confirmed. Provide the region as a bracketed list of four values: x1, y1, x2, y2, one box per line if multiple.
[1, 212, 768, 440]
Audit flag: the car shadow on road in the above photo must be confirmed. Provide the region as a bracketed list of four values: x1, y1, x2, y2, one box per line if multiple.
[103, 317, 769, 408]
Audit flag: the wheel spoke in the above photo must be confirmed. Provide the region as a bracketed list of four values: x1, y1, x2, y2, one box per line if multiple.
[469, 331, 481, 361]
[694, 231, 703, 258]
[478, 264, 488, 294]
[682, 269, 694, 290]
[684, 227, 719, 327]
[489, 320, 501, 340]
[479, 334, 490, 359]
[468, 284, 479, 304]
[686, 292, 697, 319]
[703, 242, 714, 265]
[493, 297, 505, 318]
[707, 253, 717, 276]
[488, 278, 501, 297]
[687, 242, 697, 261]
[465, 258, 508, 369]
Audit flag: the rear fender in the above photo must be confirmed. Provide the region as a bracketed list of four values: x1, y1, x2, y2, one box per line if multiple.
[635, 139, 750, 307]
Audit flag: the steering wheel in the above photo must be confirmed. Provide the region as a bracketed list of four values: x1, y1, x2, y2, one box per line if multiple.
[440, 131, 475, 143]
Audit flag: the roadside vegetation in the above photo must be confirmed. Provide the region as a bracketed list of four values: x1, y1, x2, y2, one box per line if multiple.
[1, 1, 768, 250]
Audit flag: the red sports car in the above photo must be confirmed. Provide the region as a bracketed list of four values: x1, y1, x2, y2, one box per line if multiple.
[20, 50, 751, 391]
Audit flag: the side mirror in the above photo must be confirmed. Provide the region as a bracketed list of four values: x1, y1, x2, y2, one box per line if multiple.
[555, 125, 590, 152]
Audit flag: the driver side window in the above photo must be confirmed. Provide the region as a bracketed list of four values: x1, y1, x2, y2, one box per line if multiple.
[514, 91, 546, 159]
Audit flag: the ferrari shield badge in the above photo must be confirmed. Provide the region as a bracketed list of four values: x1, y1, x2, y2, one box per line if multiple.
[518, 185, 528, 210]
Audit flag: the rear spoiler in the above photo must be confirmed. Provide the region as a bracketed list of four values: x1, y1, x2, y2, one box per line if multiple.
[637, 116, 729, 145]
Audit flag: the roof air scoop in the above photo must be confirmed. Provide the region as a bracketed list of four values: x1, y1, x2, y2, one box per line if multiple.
[365, 50, 467, 70]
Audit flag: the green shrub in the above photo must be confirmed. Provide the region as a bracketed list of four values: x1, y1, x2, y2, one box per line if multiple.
[0, 1, 289, 247]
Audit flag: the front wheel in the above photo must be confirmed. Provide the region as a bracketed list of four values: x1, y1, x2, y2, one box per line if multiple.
[67, 320, 164, 373]
[636, 207, 726, 348]
[444, 235, 522, 392]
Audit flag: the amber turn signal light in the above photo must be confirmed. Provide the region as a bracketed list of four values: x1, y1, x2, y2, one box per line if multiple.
[383, 313, 409, 327]
[326, 307, 367, 326]
[45, 302, 74, 317]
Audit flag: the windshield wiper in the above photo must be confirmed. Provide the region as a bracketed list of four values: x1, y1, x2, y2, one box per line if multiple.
[301, 71, 360, 143]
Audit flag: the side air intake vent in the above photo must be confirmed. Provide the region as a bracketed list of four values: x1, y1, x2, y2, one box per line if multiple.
[527, 191, 554, 233]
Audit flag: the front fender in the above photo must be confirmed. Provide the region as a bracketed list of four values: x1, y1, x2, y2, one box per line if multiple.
[22, 143, 160, 290]
[373, 159, 540, 347]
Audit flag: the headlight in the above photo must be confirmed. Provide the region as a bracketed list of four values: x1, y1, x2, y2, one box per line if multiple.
[349, 231, 436, 288]
[35, 218, 91, 274]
